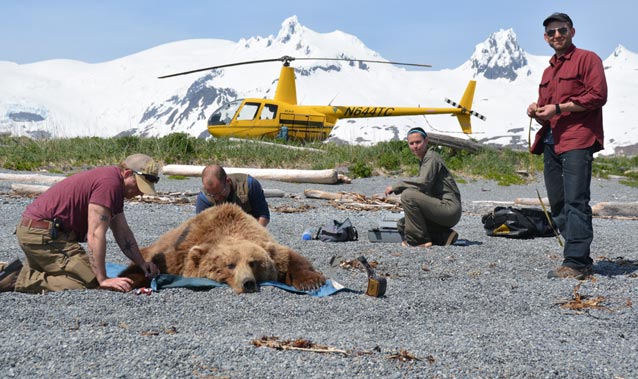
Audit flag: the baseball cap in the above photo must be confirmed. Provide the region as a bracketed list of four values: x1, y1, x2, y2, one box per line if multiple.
[543, 12, 573, 27]
[121, 154, 160, 195]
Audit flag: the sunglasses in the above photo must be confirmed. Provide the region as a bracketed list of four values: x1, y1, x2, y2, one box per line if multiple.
[132, 170, 160, 183]
[545, 27, 569, 38]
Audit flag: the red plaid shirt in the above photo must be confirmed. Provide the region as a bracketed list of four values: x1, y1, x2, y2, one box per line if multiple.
[530, 44, 607, 155]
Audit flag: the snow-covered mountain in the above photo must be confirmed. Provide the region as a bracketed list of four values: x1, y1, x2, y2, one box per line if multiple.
[1, 16, 637, 155]
[463, 28, 529, 81]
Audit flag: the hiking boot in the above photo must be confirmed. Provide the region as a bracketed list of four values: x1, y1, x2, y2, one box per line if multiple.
[547, 265, 593, 280]
[431, 229, 459, 246]
[0, 259, 23, 292]
[443, 229, 459, 246]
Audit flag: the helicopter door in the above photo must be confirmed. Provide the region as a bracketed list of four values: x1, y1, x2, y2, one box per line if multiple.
[259, 104, 278, 120]
[232, 102, 276, 137]
[235, 102, 260, 121]
[279, 113, 326, 139]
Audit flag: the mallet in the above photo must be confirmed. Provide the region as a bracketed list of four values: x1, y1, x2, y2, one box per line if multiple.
[357, 256, 387, 297]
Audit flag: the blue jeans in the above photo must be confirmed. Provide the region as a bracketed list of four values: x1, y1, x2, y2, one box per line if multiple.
[543, 144, 594, 269]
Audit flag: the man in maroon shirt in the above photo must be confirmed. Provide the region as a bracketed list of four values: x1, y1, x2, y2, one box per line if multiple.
[527, 13, 608, 280]
[1, 154, 160, 293]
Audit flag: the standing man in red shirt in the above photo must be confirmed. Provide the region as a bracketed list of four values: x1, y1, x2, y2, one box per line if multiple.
[1, 154, 160, 293]
[527, 13, 607, 279]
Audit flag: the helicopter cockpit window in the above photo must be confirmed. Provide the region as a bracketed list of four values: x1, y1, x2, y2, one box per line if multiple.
[260, 104, 278, 120]
[236, 102, 260, 121]
[208, 99, 243, 126]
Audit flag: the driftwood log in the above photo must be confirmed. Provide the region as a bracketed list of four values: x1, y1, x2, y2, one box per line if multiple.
[11, 183, 285, 201]
[427, 132, 485, 153]
[304, 189, 399, 203]
[514, 197, 550, 206]
[0, 173, 65, 185]
[1, 167, 344, 186]
[10, 184, 51, 195]
[304, 189, 402, 211]
[162, 165, 340, 184]
[591, 202, 638, 218]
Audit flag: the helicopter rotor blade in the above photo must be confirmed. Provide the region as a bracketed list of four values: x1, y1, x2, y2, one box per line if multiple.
[158, 55, 431, 79]
[158, 57, 290, 79]
[293, 57, 431, 68]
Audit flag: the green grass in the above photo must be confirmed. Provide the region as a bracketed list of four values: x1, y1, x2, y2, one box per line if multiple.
[592, 155, 638, 187]
[166, 175, 189, 181]
[1, 134, 635, 186]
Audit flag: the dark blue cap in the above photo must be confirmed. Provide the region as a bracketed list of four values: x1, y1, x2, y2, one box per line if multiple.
[543, 13, 573, 27]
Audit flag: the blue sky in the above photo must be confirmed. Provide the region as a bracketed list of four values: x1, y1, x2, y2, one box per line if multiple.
[1, 0, 636, 69]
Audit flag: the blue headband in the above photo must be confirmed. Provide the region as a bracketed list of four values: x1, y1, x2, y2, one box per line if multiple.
[407, 128, 428, 138]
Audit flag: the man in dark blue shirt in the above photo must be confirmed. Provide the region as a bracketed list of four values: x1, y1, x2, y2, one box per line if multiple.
[196, 164, 270, 227]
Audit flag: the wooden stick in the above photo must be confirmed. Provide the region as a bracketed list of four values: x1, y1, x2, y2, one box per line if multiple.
[279, 345, 348, 355]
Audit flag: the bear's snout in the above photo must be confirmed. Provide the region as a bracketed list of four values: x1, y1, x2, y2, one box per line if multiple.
[230, 263, 259, 294]
[242, 278, 258, 293]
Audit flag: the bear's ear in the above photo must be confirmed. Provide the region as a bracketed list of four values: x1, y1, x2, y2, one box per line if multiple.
[262, 242, 278, 259]
[187, 245, 207, 267]
[262, 242, 290, 273]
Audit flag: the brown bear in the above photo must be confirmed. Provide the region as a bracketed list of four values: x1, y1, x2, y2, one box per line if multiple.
[120, 203, 325, 293]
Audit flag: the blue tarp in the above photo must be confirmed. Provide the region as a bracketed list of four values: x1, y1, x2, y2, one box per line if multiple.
[106, 263, 352, 297]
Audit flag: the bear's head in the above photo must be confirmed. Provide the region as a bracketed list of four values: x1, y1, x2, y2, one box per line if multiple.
[184, 238, 278, 293]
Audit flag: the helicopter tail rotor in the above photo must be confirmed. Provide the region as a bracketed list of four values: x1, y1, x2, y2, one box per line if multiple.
[444, 80, 486, 134]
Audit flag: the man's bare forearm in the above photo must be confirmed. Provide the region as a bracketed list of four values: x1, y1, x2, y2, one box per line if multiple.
[86, 213, 110, 283]
[111, 215, 147, 267]
[117, 236, 142, 262]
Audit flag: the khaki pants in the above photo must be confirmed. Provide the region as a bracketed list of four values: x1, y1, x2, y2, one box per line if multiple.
[399, 188, 462, 246]
[14, 220, 98, 293]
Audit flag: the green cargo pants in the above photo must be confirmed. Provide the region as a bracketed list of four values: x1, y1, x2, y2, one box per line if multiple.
[14, 219, 98, 293]
[398, 188, 462, 246]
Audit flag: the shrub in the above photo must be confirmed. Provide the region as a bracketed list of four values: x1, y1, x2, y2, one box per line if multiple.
[350, 161, 372, 178]
[378, 152, 401, 170]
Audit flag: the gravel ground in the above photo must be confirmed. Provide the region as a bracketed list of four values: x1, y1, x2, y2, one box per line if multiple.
[0, 171, 637, 379]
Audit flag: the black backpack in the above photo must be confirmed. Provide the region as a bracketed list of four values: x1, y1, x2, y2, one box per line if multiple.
[481, 206, 557, 239]
[316, 218, 359, 242]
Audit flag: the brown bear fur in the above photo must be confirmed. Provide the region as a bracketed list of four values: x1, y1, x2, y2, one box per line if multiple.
[120, 203, 325, 293]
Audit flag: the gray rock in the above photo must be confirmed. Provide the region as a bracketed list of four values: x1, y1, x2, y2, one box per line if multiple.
[1, 173, 636, 378]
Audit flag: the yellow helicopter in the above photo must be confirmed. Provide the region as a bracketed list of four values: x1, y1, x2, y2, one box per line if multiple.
[159, 56, 486, 141]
